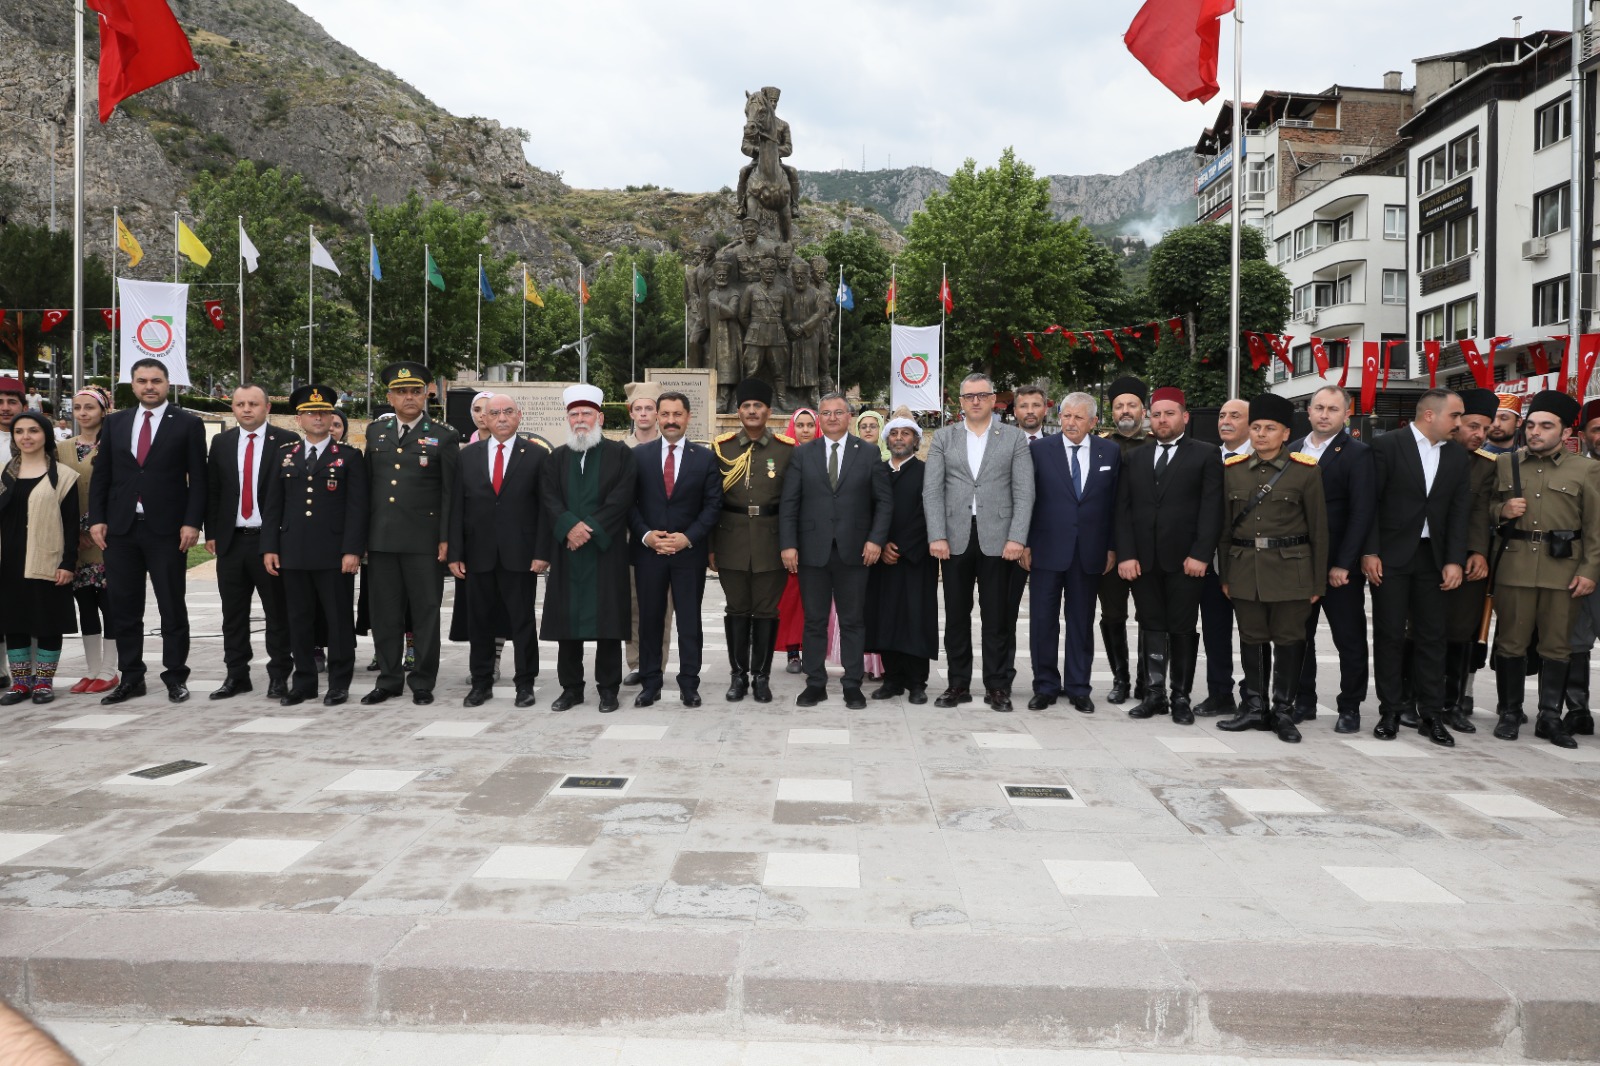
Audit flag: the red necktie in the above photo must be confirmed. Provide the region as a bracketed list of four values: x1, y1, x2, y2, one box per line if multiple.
[241, 432, 256, 519]
[664, 442, 676, 498]
[492, 442, 505, 495]
[136, 410, 153, 465]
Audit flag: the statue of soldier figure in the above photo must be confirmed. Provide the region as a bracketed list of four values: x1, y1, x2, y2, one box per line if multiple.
[788, 258, 830, 413]
[684, 236, 716, 369]
[740, 257, 793, 410]
[810, 255, 838, 396]
[706, 257, 746, 414]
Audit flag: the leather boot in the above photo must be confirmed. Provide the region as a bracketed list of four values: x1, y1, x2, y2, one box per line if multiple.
[1127, 631, 1169, 719]
[1218, 644, 1271, 732]
[1441, 641, 1476, 733]
[749, 617, 778, 703]
[1168, 631, 1198, 725]
[1534, 657, 1579, 749]
[1564, 652, 1594, 735]
[724, 616, 751, 702]
[1102, 622, 1131, 704]
[1268, 643, 1305, 743]
[1492, 655, 1524, 741]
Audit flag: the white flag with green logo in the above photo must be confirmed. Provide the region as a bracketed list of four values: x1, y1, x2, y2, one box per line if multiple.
[890, 323, 942, 412]
[118, 277, 192, 386]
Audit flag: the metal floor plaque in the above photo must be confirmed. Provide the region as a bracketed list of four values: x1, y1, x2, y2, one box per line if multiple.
[560, 775, 629, 791]
[1004, 784, 1075, 802]
[128, 760, 207, 780]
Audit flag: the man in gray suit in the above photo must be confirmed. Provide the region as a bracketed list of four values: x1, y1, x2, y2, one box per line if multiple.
[924, 372, 1036, 711]
[780, 392, 893, 708]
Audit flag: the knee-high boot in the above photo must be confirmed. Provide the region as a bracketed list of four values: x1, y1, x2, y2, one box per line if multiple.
[1492, 656, 1525, 741]
[724, 616, 751, 702]
[1563, 652, 1594, 735]
[1218, 644, 1272, 731]
[1101, 622, 1131, 704]
[1127, 631, 1170, 719]
[1534, 657, 1578, 749]
[1442, 641, 1477, 733]
[1268, 643, 1305, 743]
[750, 617, 778, 703]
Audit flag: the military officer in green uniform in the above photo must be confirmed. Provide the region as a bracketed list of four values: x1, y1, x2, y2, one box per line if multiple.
[1216, 393, 1328, 743]
[361, 361, 459, 706]
[1096, 375, 1149, 703]
[1439, 388, 1499, 731]
[1490, 390, 1600, 749]
[710, 377, 794, 703]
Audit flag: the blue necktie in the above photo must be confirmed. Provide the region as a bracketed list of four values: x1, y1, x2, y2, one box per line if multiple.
[1069, 444, 1082, 500]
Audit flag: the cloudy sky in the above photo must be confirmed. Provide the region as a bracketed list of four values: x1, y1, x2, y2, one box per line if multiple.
[289, 0, 1579, 190]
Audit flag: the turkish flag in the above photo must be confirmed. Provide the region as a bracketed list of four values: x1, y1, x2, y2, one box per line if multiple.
[99, 308, 120, 331]
[1245, 332, 1271, 371]
[1103, 330, 1125, 361]
[87, 0, 200, 124]
[1148, 321, 1162, 340]
[1424, 340, 1441, 387]
[1552, 335, 1572, 392]
[1124, 0, 1235, 103]
[1062, 330, 1078, 347]
[40, 309, 68, 333]
[1310, 337, 1329, 379]
[1459, 339, 1493, 389]
[1576, 334, 1600, 400]
[1167, 317, 1185, 340]
[1335, 341, 1352, 388]
[938, 277, 953, 314]
[1267, 333, 1294, 373]
[1025, 334, 1044, 361]
[1083, 331, 1098, 353]
[1383, 339, 1405, 389]
[203, 299, 226, 330]
[1360, 341, 1380, 414]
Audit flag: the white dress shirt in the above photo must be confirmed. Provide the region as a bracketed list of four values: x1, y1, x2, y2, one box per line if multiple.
[1219, 439, 1253, 460]
[1410, 423, 1442, 538]
[1153, 433, 1184, 469]
[235, 425, 266, 528]
[1300, 432, 1337, 460]
[1062, 435, 1089, 495]
[304, 439, 326, 465]
[485, 436, 512, 480]
[660, 436, 685, 474]
[131, 401, 168, 453]
[964, 420, 990, 514]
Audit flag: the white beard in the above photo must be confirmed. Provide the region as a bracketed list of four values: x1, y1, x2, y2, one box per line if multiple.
[570, 426, 602, 452]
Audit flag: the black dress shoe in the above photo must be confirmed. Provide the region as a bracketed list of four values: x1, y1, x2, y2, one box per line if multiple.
[1373, 712, 1400, 740]
[323, 691, 348, 706]
[1399, 708, 1421, 729]
[1334, 710, 1360, 733]
[279, 692, 309, 707]
[1170, 704, 1195, 726]
[1194, 694, 1234, 718]
[366, 657, 380, 671]
[1420, 716, 1456, 747]
[1, 687, 34, 707]
[1027, 694, 1055, 710]
[1443, 710, 1476, 733]
[209, 678, 252, 700]
[266, 680, 288, 700]
[514, 687, 537, 708]
[1293, 705, 1318, 723]
[934, 687, 971, 708]
[622, 671, 642, 686]
[550, 690, 583, 712]
[907, 686, 928, 705]
[1106, 679, 1131, 704]
[986, 689, 1013, 712]
[1070, 694, 1096, 714]
[100, 680, 147, 705]
[843, 687, 867, 709]
[598, 689, 620, 713]
[360, 688, 400, 706]
[871, 684, 904, 700]
[463, 686, 493, 708]
[634, 691, 659, 707]
[796, 685, 827, 707]
[1535, 717, 1578, 749]
[412, 691, 434, 706]
[680, 691, 702, 707]
[167, 684, 191, 704]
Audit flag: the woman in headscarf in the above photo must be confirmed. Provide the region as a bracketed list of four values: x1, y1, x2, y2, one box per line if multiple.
[61, 386, 117, 692]
[1, 412, 81, 704]
[466, 390, 494, 444]
[773, 407, 817, 672]
[853, 409, 890, 461]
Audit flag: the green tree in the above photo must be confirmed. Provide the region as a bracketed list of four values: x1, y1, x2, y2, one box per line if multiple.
[895, 149, 1099, 395]
[582, 248, 686, 392]
[516, 283, 582, 382]
[1144, 223, 1290, 407]
[0, 222, 114, 397]
[796, 227, 891, 399]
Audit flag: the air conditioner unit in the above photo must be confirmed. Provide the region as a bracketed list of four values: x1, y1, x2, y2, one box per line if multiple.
[1339, 155, 1358, 164]
[1523, 236, 1550, 260]
[1294, 308, 1319, 326]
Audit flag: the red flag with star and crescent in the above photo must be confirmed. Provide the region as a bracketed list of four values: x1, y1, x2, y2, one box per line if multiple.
[1360, 342, 1380, 414]
[1310, 337, 1330, 379]
[100, 308, 120, 331]
[203, 299, 226, 331]
[40, 309, 69, 332]
[938, 277, 953, 314]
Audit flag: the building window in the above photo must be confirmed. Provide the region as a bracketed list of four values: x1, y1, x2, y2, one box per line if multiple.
[1275, 235, 1292, 264]
[1447, 212, 1477, 259]
[1535, 98, 1572, 150]
[1418, 147, 1447, 193]
[1324, 339, 1349, 368]
[1334, 213, 1354, 241]
[1293, 281, 1334, 314]
[1448, 296, 1477, 341]
[1334, 274, 1354, 304]
[1448, 130, 1479, 177]
[1419, 227, 1444, 271]
[1383, 334, 1410, 378]
[1534, 184, 1569, 237]
[1291, 343, 1312, 374]
[1384, 205, 1406, 240]
[1246, 158, 1271, 199]
[1418, 306, 1445, 341]
[1383, 270, 1406, 304]
[1534, 277, 1570, 326]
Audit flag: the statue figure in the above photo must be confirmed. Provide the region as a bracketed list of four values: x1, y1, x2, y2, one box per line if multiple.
[737, 86, 801, 242]
[685, 236, 716, 369]
[740, 257, 793, 411]
[706, 258, 746, 413]
[722, 217, 775, 286]
[788, 261, 828, 413]
[810, 255, 838, 395]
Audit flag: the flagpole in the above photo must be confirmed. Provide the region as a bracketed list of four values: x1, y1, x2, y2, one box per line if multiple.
[307, 223, 315, 381]
[578, 261, 586, 383]
[237, 216, 246, 383]
[837, 266, 844, 389]
[475, 253, 483, 379]
[940, 262, 947, 419]
[631, 265, 637, 382]
[423, 242, 430, 366]
[1227, 1, 1243, 401]
[173, 211, 179, 284]
[521, 265, 528, 377]
[366, 234, 374, 414]
[111, 206, 119, 386]
[70, 0, 85, 409]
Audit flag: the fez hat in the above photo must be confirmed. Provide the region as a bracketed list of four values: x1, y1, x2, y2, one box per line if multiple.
[1150, 385, 1186, 408]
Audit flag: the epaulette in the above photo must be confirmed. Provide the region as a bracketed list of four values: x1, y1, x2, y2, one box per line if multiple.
[530, 437, 552, 453]
[1289, 452, 1318, 466]
[773, 433, 796, 445]
[1224, 452, 1250, 466]
[276, 438, 298, 450]
[1475, 448, 1497, 461]
[715, 430, 739, 443]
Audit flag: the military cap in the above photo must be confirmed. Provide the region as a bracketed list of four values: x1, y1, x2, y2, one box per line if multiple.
[1459, 388, 1500, 421]
[1107, 376, 1147, 404]
[380, 361, 429, 389]
[735, 378, 774, 408]
[624, 381, 661, 408]
[1526, 389, 1581, 428]
[1248, 392, 1294, 428]
[289, 383, 337, 412]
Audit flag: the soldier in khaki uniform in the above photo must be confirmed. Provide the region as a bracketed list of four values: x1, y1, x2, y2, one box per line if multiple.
[1439, 388, 1499, 731]
[1216, 393, 1328, 743]
[1490, 391, 1600, 748]
[1096, 376, 1149, 703]
[710, 378, 794, 702]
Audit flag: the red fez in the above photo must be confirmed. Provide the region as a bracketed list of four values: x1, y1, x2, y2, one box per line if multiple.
[0, 376, 22, 394]
[1582, 398, 1600, 430]
[1150, 386, 1186, 408]
[1496, 393, 1523, 414]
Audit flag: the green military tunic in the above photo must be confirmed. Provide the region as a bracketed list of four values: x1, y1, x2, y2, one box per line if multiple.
[1491, 447, 1600, 661]
[1445, 448, 1499, 643]
[1218, 450, 1329, 645]
[712, 427, 794, 616]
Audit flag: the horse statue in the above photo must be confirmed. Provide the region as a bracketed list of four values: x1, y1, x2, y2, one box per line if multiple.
[738, 87, 799, 244]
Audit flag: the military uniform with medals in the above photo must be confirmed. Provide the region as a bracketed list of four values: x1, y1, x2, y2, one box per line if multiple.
[363, 362, 459, 704]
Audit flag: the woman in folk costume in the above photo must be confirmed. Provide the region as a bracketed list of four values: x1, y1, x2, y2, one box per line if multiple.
[61, 386, 118, 693]
[773, 407, 817, 672]
[1, 412, 81, 704]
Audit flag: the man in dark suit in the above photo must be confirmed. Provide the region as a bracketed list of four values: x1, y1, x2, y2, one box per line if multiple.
[1114, 385, 1222, 725]
[1198, 397, 1253, 717]
[629, 390, 722, 707]
[88, 357, 208, 704]
[1025, 392, 1120, 714]
[448, 394, 551, 709]
[780, 392, 893, 708]
[262, 384, 368, 706]
[203, 383, 296, 701]
[1291, 384, 1376, 733]
[1362, 389, 1472, 745]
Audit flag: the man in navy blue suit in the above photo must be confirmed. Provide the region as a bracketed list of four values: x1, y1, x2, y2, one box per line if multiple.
[1290, 384, 1376, 733]
[1025, 392, 1121, 714]
[629, 391, 723, 706]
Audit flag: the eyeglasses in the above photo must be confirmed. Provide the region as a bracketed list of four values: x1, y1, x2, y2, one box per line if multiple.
[960, 392, 995, 401]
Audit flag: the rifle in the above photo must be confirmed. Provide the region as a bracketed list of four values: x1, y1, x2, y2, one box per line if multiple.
[1478, 449, 1520, 645]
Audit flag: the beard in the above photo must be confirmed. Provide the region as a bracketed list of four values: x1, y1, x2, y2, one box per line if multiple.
[570, 426, 602, 452]
[888, 441, 916, 460]
[1115, 416, 1139, 435]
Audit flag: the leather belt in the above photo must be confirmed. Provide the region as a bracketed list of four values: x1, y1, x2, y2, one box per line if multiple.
[724, 504, 778, 517]
[236, 527, 263, 535]
[1231, 534, 1310, 549]
[1506, 529, 1576, 542]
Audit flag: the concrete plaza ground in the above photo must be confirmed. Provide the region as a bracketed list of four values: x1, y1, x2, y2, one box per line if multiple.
[2, 568, 1598, 1062]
